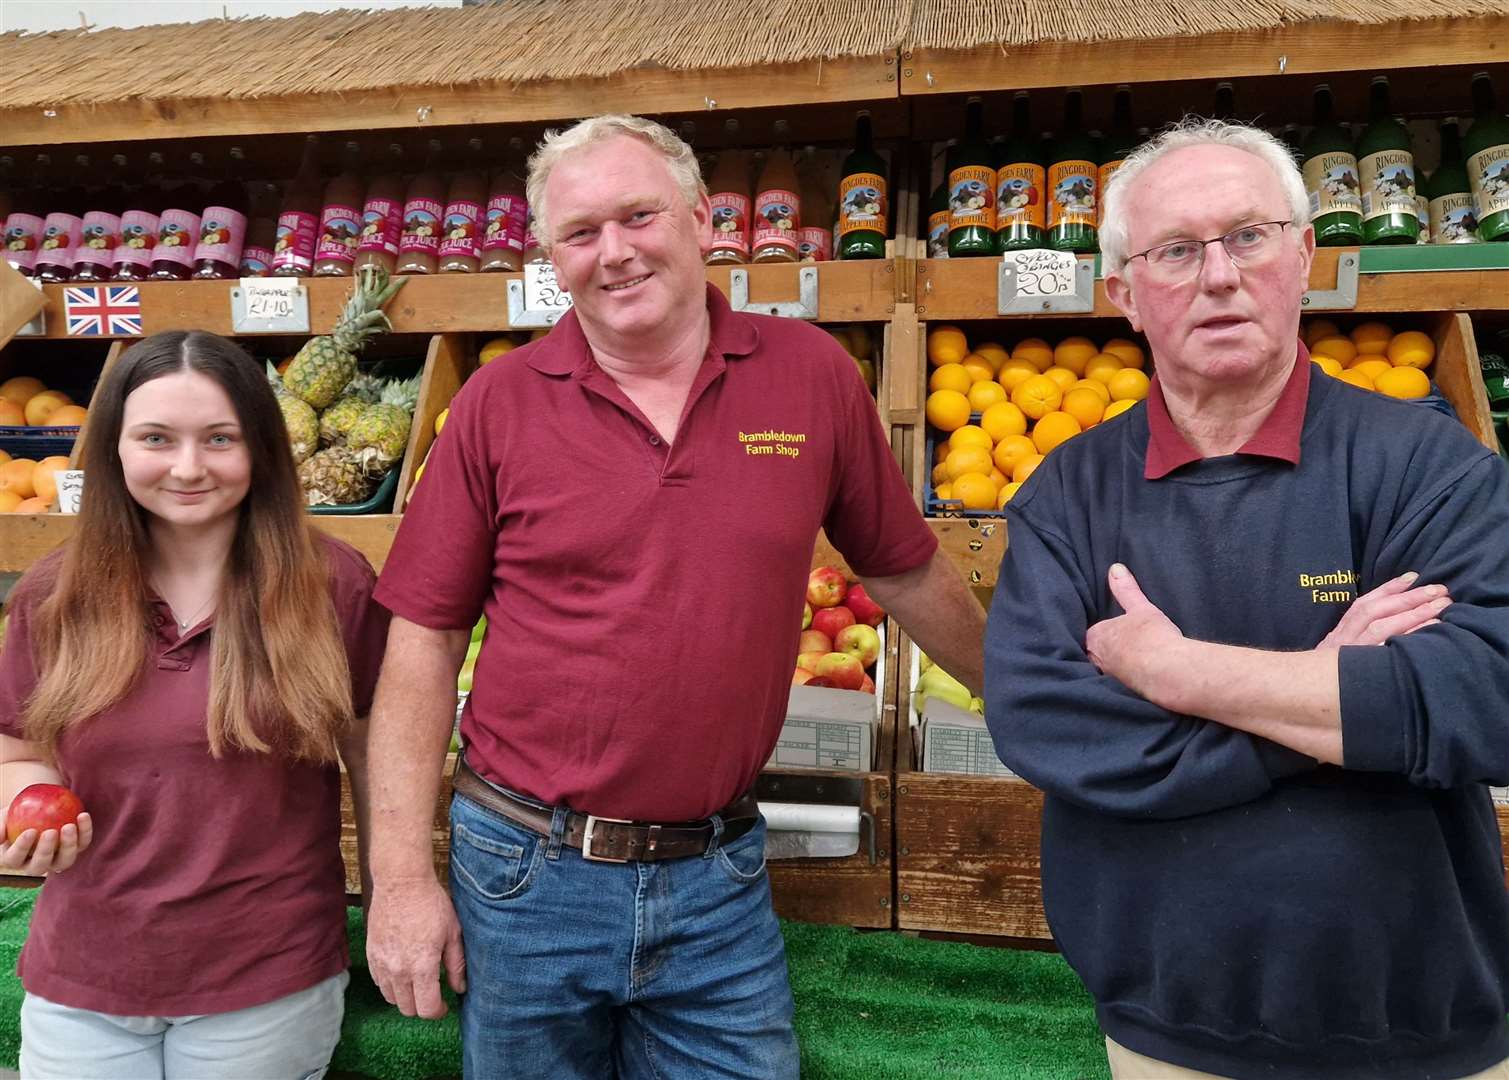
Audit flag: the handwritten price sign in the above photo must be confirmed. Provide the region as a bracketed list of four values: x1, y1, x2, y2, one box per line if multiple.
[56, 470, 85, 515]
[523, 263, 573, 317]
[998, 249, 1094, 314]
[232, 279, 309, 333]
[1005, 249, 1078, 296]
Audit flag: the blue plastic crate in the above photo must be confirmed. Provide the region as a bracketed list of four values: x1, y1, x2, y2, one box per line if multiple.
[306, 465, 399, 516]
[0, 426, 80, 461]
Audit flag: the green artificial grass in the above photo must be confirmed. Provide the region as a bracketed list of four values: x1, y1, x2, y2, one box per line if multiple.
[0, 888, 1109, 1079]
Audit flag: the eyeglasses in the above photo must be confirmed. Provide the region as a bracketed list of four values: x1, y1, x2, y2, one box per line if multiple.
[1126, 221, 1295, 280]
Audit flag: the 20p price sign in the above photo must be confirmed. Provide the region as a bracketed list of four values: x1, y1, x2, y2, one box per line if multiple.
[1005, 249, 1079, 296]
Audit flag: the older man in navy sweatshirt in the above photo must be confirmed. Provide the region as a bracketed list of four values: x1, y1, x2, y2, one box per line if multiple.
[986, 118, 1509, 1080]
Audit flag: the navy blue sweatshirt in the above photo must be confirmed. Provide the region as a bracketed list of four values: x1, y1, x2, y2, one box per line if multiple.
[986, 369, 1509, 1079]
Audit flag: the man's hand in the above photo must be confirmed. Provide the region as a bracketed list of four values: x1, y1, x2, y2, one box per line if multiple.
[366, 876, 466, 1020]
[1319, 572, 1449, 649]
[1085, 563, 1184, 700]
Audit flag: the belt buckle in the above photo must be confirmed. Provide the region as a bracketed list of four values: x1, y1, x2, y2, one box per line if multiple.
[581, 815, 633, 863]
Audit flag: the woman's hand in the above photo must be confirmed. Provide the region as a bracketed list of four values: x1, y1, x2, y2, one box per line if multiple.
[1, 813, 93, 876]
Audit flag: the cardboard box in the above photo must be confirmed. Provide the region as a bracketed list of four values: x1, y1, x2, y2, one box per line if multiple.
[920, 698, 1018, 778]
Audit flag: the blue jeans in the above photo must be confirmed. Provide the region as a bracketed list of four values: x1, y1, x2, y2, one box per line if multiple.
[448, 787, 800, 1080]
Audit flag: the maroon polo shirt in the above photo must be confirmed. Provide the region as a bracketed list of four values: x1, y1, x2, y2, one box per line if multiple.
[1144, 340, 1312, 479]
[0, 536, 388, 1016]
[376, 284, 936, 821]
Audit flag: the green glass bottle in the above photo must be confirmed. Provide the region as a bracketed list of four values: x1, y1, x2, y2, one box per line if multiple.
[1464, 72, 1509, 242]
[1428, 119, 1481, 244]
[1048, 88, 1098, 253]
[836, 111, 888, 260]
[994, 92, 1046, 253]
[1097, 85, 1136, 232]
[1356, 77, 1419, 244]
[1212, 81, 1237, 122]
[947, 97, 996, 258]
[1300, 84, 1363, 246]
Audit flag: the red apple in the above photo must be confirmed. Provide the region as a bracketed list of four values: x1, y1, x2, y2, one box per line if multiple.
[845, 584, 885, 628]
[792, 667, 815, 686]
[801, 603, 813, 630]
[810, 605, 856, 641]
[805, 675, 839, 688]
[814, 651, 866, 691]
[860, 674, 875, 694]
[5, 783, 85, 844]
[835, 623, 881, 668]
[797, 651, 829, 673]
[806, 567, 848, 609]
[798, 629, 833, 656]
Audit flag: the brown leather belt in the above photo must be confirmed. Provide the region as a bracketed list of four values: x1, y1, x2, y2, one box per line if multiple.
[452, 757, 760, 863]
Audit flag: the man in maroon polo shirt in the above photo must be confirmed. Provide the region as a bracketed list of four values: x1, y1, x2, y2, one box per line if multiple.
[363, 114, 985, 1078]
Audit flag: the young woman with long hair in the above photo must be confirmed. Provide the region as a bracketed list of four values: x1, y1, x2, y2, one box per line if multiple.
[0, 330, 389, 1079]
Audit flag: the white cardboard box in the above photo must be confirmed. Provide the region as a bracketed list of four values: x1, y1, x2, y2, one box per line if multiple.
[919, 698, 1018, 778]
[770, 685, 875, 772]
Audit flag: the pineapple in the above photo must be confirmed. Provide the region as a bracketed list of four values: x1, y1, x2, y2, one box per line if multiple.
[319, 395, 368, 447]
[299, 446, 375, 506]
[343, 371, 386, 404]
[282, 267, 405, 410]
[267, 361, 318, 464]
[348, 375, 421, 476]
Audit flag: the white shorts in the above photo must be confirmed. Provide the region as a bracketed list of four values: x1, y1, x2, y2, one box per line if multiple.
[19, 970, 349, 1080]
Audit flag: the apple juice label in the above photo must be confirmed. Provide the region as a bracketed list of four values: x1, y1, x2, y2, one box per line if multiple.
[438, 199, 482, 259]
[796, 226, 831, 262]
[709, 192, 751, 256]
[481, 193, 526, 253]
[399, 197, 443, 255]
[927, 209, 950, 258]
[1302, 152, 1363, 220]
[1048, 162, 1097, 230]
[193, 206, 247, 266]
[73, 211, 120, 270]
[3, 211, 43, 272]
[1416, 195, 1430, 243]
[315, 202, 361, 265]
[37, 212, 82, 267]
[273, 210, 318, 273]
[753, 188, 800, 257]
[1431, 192, 1481, 243]
[996, 163, 1046, 231]
[838, 172, 887, 237]
[356, 196, 403, 256]
[153, 209, 200, 268]
[239, 244, 275, 276]
[948, 165, 996, 231]
[1359, 150, 1417, 221]
[1468, 144, 1509, 223]
[112, 210, 159, 268]
[1096, 160, 1124, 226]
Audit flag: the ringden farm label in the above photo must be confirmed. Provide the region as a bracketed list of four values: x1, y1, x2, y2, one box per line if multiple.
[273, 210, 318, 273]
[112, 210, 159, 269]
[948, 165, 996, 232]
[753, 188, 800, 258]
[239, 245, 276, 276]
[1096, 160, 1123, 226]
[193, 206, 247, 268]
[356, 197, 404, 256]
[1359, 150, 1417, 222]
[796, 227, 831, 262]
[709, 192, 751, 258]
[3, 212, 43, 272]
[439, 199, 482, 260]
[995, 163, 1046, 231]
[1430, 192, 1481, 243]
[837, 173, 887, 237]
[1468, 144, 1509, 225]
[1048, 161, 1097, 229]
[74, 211, 121, 271]
[927, 209, 950, 258]
[1302, 152, 1363, 220]
[481, 193, 526, 254]
[315, 203, 362, 266]
[399, 198, 444, 256]
[153, 210, 200, 269]
[38, 212, 82, 266]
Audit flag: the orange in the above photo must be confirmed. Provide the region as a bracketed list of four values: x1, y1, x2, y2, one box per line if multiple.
[1012, 454, 1045, 484]
[1011, 375, 1063, 420]
[1032, 411, 1082, 454]
[996, 481, 1023, 509]
[935, 441, 951, 464]
[934, 482, 953, 502]
[927, 326, 969, 367]
[1103, 398, 1138, 421]
[992, 434, 1038, 477]
[1084, 354, 1124, 385]
[949, 425, 994, 454]
[997, 358, 1041, 393]
[1100, 338, 1145, 369]
[0, 449, 10, 464]
[988, 468, 1008, 490]
[0, 400, 23, 426]
[931, 461, 950, 487]
[929, 363, 974, 395]
[12, 497, 48, 514]
[1069, 378, 1111, 404]
[1107, 368, 1151, 403]
[0, 376, 45, 408]
[0, 458, 37, 499]
[1053, 336, 1099, 375]
[1387, 331, 1435, 369]
[1012, 338, 1054, 372]
[944, 446, 994, 482]
[1350, 321, 1394, 355]
[1062, 386, 1107, 429]
[46, 405, 87, 427]
[960, 355, 996, 383]
[1311, 356, 1344, 378]
[1310, 336, 1358, 366]
[1349, 359, 1393, 382]
[980, 401, 1028, 443]
[925, 389, 971, 432]
[1042, 366, 1078, 392]
[952, 472, 998, 511]
[23, 390, 71, 427]
[1373, 366, 1431, 400]
[1337, 369, 1375, 391]
[0, 491, 20, 513]
[974, 343, 1010, 371]
[31, 456, 71, 506]
[1304, 319, 1340, 347]
[967, 380, 1008, 412]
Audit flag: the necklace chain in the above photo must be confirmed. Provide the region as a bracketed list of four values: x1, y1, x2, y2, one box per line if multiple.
[153, 581, 217, 631]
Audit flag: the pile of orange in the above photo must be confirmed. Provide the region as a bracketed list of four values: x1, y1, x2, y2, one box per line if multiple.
[925, 327, 1150, 512]
[1304, 320, 1434, 400]
[0, 376, 88, 428]
[0, 453, 72, 514]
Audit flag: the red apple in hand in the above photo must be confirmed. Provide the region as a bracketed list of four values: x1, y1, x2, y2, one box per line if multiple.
[806, 567, 848, 609]
[814, 651, 866, 690]
[6, 784, 85, 844]
[811, 605, 856, 641]
[845, 584, 885, 628]
[836, 623, 881, 668]
[798, 629, 833, 656]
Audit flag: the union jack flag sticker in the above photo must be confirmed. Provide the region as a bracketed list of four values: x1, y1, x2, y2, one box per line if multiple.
[63, 285, 143, 337]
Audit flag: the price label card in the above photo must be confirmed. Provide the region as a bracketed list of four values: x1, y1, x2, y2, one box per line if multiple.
[998, 248, 1094, 314]
[1004, 248, 1079, 296]
[523, 262, 573, 314]
[56, 470, 85, 515]
[231, 278, 310, 334]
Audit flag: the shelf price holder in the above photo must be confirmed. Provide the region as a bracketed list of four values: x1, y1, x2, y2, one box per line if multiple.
[507, 263, 573, 328]
[728, 266, 820, 320]
[998, 250, 1094, 314]
[231, 278, 310, 334]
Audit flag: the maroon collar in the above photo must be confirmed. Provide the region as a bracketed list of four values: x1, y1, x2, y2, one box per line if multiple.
[1144, 340, 1312, 480]
[525, 282, 760, 377]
